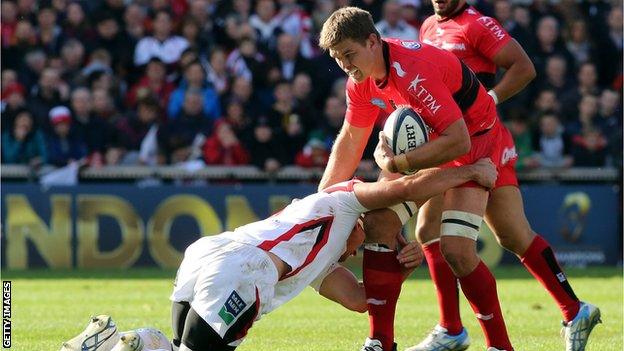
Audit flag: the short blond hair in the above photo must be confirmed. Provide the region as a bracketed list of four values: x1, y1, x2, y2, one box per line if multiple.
[319, 7, 380, 50]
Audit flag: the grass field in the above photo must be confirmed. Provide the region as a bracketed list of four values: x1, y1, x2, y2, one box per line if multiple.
[2, 266, 622, 351]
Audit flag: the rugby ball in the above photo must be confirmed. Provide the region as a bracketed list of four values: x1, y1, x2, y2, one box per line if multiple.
[382, 106, 429, 175]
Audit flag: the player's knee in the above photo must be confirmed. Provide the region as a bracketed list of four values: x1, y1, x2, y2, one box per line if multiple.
[439, 241, 473, 271]
[362, 211, 401, 243]
[496, 227, 535, 255]
[415, 221, 440, 244]
[345, 299, 368, 313]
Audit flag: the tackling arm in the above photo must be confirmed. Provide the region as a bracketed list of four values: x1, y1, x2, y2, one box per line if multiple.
[354, 158, 497, 210]
[318, 122, 374, 190]
[490, 39, 536, 104]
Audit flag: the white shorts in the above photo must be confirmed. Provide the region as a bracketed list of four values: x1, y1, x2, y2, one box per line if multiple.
[170, 235, 279, 343]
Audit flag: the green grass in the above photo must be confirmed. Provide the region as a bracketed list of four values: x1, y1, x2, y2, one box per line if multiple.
[2, 267, 622, 350]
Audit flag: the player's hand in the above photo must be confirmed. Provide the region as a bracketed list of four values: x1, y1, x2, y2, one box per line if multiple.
[471, 158, 497, 188]
[374, 132, 397, 173]
[396, 233, 424, 280]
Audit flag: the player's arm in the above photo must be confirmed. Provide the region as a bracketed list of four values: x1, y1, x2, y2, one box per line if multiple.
[318, 121, 374, 190]
[489, 39, 536, 104]
[318, 239, 423, 313]
[354, 158, 496, 210]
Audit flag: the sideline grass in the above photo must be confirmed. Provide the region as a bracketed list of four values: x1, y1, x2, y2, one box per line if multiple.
[2, 267, 621, 350]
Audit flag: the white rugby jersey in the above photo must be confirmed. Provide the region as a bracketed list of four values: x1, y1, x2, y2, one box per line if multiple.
[220, 179, 368, 312]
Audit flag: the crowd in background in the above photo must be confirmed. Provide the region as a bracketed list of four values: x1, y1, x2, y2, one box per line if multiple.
[1, 0, 622, 173]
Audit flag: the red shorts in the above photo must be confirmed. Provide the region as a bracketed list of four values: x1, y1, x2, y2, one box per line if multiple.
[444, 120, 518, 189]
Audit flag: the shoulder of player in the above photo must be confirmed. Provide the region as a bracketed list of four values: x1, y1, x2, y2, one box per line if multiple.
[388, 40, 449, 70]
[461, 8, 507, 35]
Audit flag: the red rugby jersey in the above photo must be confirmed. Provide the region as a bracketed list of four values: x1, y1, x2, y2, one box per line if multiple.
[345, 39, 497, 136]
[419, 5, 511, 89]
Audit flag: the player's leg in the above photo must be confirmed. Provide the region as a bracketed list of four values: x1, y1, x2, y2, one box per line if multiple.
[361, 207, 405, 351]
[172, 301, 191, 349]
[485, 185, 601, 350]
[406, 195, 469, 351]
[440, 187, 513, 351]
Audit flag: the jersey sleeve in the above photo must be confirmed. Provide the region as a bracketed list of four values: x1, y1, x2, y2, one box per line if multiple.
[345, 79, 380, 128]
[467, 15, 512, 59]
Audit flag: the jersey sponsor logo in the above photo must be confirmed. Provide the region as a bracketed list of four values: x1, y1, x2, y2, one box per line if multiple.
[400, 41, 422, 50]
[501, 146, 518, 165]
[441, 41, 467, 51]
[218, 290, 247, 325]
[467, 8, 477, 15]
[477, 16, 506, 40]
[556, 272, 568, 282]
[392, 61, 407, 77]
[370, 98, 387, 109]
[408, 74, 441, 114]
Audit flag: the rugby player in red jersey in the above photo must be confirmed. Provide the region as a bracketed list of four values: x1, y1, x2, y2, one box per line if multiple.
[408, 1, 601, 350]
[318, 7, 517, 351]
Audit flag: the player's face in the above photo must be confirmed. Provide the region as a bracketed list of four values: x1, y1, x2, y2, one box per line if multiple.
[432, 0, 462, 17]
[339, 222, 365, 262]
[329, 36, 378, 83]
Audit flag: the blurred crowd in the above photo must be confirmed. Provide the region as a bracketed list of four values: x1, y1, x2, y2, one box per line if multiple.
[1, 0, 622, 172]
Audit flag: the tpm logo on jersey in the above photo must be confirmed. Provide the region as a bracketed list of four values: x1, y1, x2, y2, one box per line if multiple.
[218, 290, 247, 325]
[408, 74, 441, 114]
[370, 98, 387, 109]
[477, 16, 506, 40]
[401, 41, 421, 50]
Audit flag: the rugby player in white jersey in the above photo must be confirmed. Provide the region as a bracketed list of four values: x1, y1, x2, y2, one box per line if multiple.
[169, 158, 497, 351]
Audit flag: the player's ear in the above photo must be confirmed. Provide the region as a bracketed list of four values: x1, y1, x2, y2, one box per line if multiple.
[367, 33, 378, 49]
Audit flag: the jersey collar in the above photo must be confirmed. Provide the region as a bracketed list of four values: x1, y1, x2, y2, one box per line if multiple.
[375, 40, 391, 89]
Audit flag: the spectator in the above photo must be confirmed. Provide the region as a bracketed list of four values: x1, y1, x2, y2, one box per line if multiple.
[2, 20, 38, 71]
[597, 89, 622, 133]
[115, 96, 161, 164]
[45, 106, 87, 167]
[29, 67, 68, 131]
[295, 138, 329, 168]
[536, 55, 573, 98]
[273, 33, 315, 82]
[530, 112, 573, 168]
[494, 0, 531, 49]
[134, 10, 190, 67]
[59, 39, 86, 87]
[532, 89, 561, 123]
[63, 2, 96, 43]
[565, 19, 594, 67]
[92, 88, 121, 124]
[566, 94, 600, 135]
[220, 98, 253, 142]
[36, 5, 64, 56]
[246, 116, 287, 172]
[506, 112, 534, 170]
[93, 11, 135, 76]
[126, 58, 175, 111]
[311, 95, 346, 150]
[570, 126, 608, 167]
[180, 17, 211, 56]
[275, 0, 315, 58]
[1, 0, 18, 48]
[122, 3, 147, 41]
[203, 120, 251, 165]
[375, 0, 419, 40]
[159, 89, 213, 164]
[1, 80, 27, 131]
[267, 80, 312, 163]
[399, 0, 422, 31]
[561, 62, 601, 119]
[226, 36, 270, 89]
[227, 76, 263, 117]
[292, 72, 317, 113]
[70, 87, 112, 163]
[1, 108, 47, 165]
[205, 47, 230, 96]
[168, 60, 221, 120]
[532, 16, 573, 76]
[250, 0, 283, 54]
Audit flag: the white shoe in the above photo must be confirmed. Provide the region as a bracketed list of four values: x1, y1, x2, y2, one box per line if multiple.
[561, 302, 602, 351]
[361, 337, 397, 351]
[405, 325, 470, 351]
[60, 315, 120, 351]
